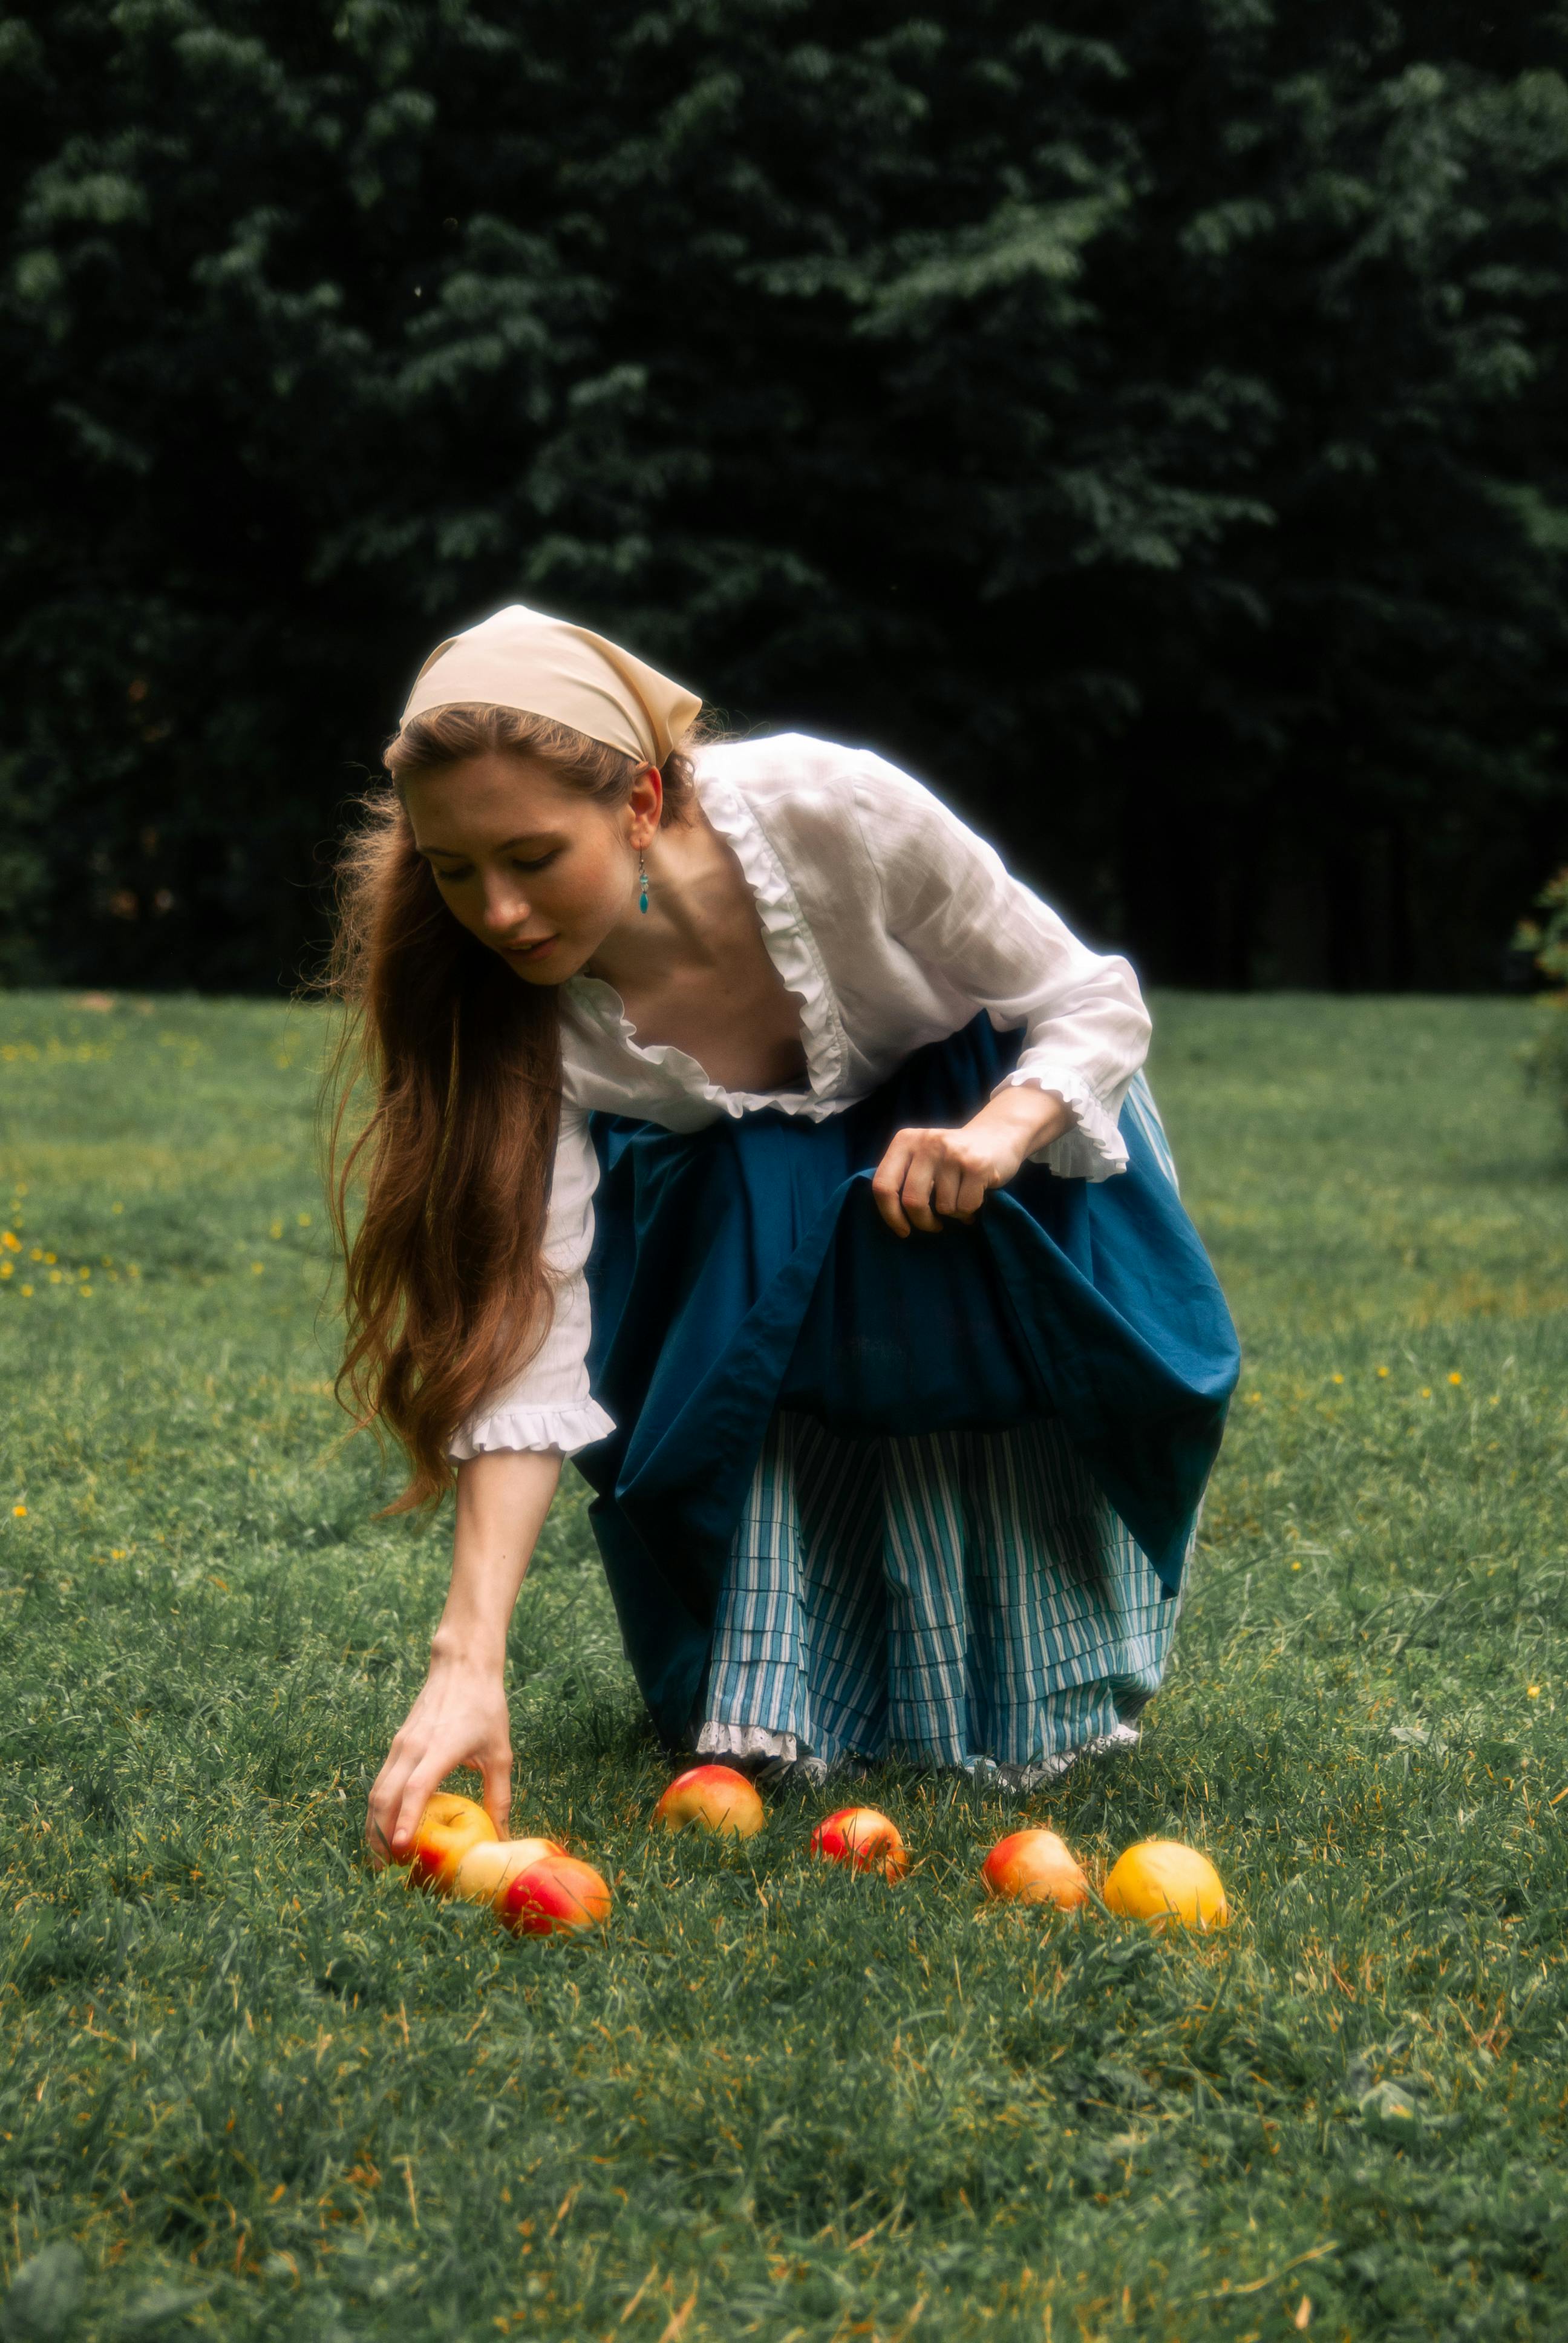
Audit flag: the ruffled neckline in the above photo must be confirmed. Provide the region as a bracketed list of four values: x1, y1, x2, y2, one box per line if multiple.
[563, 758, 849, 1110]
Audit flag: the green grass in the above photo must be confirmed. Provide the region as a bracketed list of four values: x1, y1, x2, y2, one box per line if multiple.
[2, 990, 1567, 2343]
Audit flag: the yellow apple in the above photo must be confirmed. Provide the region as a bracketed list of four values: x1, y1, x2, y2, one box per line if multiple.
[652, 1764, 765, 1839]
[451, 1836, 566, 1908]
[1103, 1839, 1229, 1930]
[405, 1792, 497, 1893]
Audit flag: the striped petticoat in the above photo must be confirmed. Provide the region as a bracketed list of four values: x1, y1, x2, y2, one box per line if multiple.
[694, 1075, 1187, 1786]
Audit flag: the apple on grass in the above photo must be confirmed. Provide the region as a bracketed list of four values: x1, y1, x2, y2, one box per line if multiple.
[980, 1828, 1089, 1910]
[451, 1837, 566, 1908]
[1103, 1840, 1229, 1930]
[498, 1854, 613, 1937]
[652, 1764, 765, 1839]
[403, 1792, 497, 1892]
[809, 1806, 909, 1881]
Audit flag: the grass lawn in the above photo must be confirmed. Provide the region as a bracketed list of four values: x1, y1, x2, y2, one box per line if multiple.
[2, 989, 1567, 2342]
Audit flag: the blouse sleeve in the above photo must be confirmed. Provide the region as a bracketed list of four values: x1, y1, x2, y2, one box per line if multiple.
[851, 753, 1151, 1180]
[446, 1105, 616, 1461]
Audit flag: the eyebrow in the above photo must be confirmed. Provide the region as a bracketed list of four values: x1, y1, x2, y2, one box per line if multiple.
[416, 832, 569, 859]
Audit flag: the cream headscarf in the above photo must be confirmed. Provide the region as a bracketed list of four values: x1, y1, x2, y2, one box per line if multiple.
[400, 603, 702, 768]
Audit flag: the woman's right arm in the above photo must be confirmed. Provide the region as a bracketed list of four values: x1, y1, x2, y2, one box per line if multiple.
[363, 1107, 613, 1863]
[365, 1447, 562, 1861]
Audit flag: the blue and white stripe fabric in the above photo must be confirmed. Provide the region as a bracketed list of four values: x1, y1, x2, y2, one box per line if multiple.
[697, 1072, 1187, 1781]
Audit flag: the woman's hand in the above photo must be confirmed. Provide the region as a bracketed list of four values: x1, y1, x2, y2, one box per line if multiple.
[872, 1084, 1074, 1237]
[362, 1446, 563, 1867]
[365, 1656, 514, 1864]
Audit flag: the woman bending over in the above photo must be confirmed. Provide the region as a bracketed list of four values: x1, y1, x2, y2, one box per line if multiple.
[330, 605, 1239, 1858]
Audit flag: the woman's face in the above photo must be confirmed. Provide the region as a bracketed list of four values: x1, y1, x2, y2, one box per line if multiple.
[403, 751, 658, 984]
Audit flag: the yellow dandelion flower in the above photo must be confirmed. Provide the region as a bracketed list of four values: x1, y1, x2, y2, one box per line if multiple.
[1448, 1371, 1462, 1386]
[297, 1211, 312, 1227]
[1331, 1372, 1344, 1385]
[42, 1252, 55, 1265]
[1527, 1685, 1540, 1699]
[110, 1548, 125, 1561]
[11, 1504, 25, 1518]
[1420, 1387, 1431, 1398]
[0, 1263, 11, 1280]
[1376, 1366, 1390, 1378]
[80, 1286, 92, 1298]
[48, 1270, 62, 1285]
[250, 1261, 264, 1276]
[0, 1231, 18, 1251]
[20, 1284, 32, 1297]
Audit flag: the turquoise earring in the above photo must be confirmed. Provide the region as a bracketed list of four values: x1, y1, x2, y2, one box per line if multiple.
[638, 848, 649, 914]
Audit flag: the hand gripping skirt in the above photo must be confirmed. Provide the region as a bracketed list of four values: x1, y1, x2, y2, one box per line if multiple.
[573, 1015, 1241, 1773]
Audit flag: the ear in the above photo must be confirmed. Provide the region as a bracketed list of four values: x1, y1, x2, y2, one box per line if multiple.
[626, 764, 664, 847]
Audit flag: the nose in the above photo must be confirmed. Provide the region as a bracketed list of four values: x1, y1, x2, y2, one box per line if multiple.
[476, 872, 532, 937]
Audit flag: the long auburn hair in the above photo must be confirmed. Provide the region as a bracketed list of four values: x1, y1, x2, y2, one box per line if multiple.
[325, 703, 697, 1510]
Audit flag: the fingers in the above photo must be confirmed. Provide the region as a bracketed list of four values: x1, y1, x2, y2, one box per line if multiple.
[875, 1128, 943, 1235]
[900, 1142, 944, 1234]
[933, 1162, 988, 1224]
[875, 1129, 991, 1237]
[482, 1749, 514, 1840]
[365, 1739, 413, 1866]
[390, 1759, 449, 1861]
[871, 1134, 915, 1237]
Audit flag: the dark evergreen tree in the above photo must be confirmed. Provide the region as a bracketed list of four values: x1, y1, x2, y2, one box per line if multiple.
[1, 0, 1565, 988]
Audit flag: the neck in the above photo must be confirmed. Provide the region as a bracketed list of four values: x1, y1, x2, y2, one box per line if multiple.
[581, 806, 735, 994]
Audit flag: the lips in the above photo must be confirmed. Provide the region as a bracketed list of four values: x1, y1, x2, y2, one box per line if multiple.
[503, 935, 557, 960]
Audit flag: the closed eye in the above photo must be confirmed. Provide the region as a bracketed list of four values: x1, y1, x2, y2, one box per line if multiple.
[424, 851, 560, 880]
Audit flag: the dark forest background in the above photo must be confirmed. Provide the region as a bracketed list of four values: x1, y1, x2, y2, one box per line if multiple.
[3, 0, 1567, 992]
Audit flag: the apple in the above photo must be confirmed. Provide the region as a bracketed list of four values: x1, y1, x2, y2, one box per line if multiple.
[498, 1853, 613, 1937]
[451, 1836, 566, 1909]
[1103, 1839, 1229, 1930]
[652, 1764, 765, 1840]
[980, 1827, 1089, 1910]
[405, 1792, 497, 1892]
[809, 1806, 909, 1881]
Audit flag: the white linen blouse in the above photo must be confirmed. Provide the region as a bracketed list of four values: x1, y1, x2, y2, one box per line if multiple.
[449, 732, 1152, 1462]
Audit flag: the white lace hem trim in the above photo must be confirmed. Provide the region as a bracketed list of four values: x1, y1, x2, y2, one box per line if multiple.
[994, 1063, 1129, 1182]
[448, 1398, 615, 1462]
[694, 1717, 1142, 1781]
[697, 1722, 803, 1763]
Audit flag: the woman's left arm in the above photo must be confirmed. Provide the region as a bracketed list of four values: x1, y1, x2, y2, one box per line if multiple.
[871, 1081, 1074, 1237]
[849, 754, 1151, 1233]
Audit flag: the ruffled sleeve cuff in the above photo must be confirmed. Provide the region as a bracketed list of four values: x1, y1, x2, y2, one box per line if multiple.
[993, 1064, 1130, 1182]
[447, 1397, 615, 1464]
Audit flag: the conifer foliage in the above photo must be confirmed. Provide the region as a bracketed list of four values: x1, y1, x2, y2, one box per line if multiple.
[2, 1, 1565, 987]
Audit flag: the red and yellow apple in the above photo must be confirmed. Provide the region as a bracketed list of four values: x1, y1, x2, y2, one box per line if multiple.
[404, 1792, 498, 1892]
[451, 1836, 567, 1909]
[809, 1806, 909, 1881]
[1103, 1839, 1229, 1930]
[652, 1764, 766, 1840]
[981, 1827, 1089, 1910]
[498, 1853, 613, 1937]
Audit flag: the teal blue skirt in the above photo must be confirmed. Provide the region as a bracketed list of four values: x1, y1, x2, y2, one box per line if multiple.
[574, 1016, 1240, 1750]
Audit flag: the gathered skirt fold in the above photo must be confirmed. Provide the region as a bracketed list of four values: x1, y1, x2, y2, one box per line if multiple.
[572, 1015, 1239, 1749]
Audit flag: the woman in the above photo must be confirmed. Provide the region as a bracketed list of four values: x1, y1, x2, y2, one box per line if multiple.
[340, 605, 1239, 1861]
